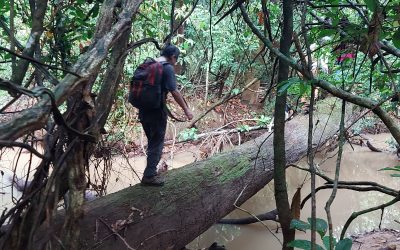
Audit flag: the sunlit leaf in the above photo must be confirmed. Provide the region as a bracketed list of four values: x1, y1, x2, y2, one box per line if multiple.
[238, 125, 250, 132]
[232, 88, 240, 95]
[336, 238, 352, 250]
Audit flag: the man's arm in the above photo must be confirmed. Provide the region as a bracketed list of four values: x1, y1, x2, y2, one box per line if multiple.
[171, 90, 193, 120]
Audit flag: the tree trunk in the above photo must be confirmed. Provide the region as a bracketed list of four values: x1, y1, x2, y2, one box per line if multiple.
[273, 0, 295, 249]
[30, 99, 352, 250]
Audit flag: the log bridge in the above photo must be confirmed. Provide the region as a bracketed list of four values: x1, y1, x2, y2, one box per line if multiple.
[35, 98, 352, 249]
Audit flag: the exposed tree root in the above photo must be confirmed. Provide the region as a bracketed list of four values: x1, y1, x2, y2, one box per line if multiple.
[218, 209, 278, 224]
[366, 140, 382, 152]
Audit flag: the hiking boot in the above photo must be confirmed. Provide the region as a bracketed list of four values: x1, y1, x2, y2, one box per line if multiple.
[141, 175, 165, 186]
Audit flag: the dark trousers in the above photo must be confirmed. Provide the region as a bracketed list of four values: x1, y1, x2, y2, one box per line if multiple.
[139, 109, 167, 177]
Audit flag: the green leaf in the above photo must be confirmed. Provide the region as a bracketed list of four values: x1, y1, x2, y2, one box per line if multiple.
[238, 125, 250, 132]
[287, 240, 325, 250]
[75, 7, 85, 19]
[161, 10, 169, 20]
[390, 174, 400, 177]
[290, 219, 311, 232]
[0, 0, 4, 9]
[308, 217, 328, 237]
[392, 28, 400, 49]
[364, 0, 378, 12]
[298, 81, 309, 96]
[318, 29, 336, 38]
[232, 88, 240, 95]
[331, 16, 340, 26]
[336, 238, 352, 250]
[92, 3, 100, 18]
[3, 53, 11, 60]
[379, 166, 400, 172]
[277, 78, 304, 96]
[323, 236, 337, 249]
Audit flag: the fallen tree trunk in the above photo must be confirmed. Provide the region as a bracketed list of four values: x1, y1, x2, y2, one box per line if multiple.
[34, 98, 353, 249]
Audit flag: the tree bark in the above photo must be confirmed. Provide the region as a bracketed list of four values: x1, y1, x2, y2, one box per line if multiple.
[11, 0, 48, 86]
[29, 99, 353, 250]
[273, 0, 295, 249]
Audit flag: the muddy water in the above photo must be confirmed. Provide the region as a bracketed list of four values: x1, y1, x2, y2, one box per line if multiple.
[0, 148, 197, 209]
[0, 147, 43, 209]
[188, 133, 400, 249]
[104, 150, 198, 193]
[1, 134, 400, 250]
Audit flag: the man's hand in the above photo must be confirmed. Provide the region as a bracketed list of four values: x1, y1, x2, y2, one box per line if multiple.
[170, 90, 193, 120]
[185, 109, 194, 120]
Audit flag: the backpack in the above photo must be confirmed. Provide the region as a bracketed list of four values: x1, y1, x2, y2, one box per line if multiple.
[128, 58, 165, 110]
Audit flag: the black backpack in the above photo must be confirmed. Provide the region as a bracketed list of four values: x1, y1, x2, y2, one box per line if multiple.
[128, 58, 165, 110]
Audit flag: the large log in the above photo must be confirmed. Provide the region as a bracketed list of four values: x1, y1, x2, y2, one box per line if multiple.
[35, 98, 352, 249]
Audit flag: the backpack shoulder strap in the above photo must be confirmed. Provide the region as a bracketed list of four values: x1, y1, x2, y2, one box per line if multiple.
[144, 57, 156, 63]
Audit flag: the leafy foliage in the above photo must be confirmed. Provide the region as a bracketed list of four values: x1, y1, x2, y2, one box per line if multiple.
[277, 77, 309, 97]
[179, 127, 198, 141]
[238, 124, 250, 132]
[290, 218, 352, 250]
[255, 115, 271, 126]
[379, 165, 400, 178]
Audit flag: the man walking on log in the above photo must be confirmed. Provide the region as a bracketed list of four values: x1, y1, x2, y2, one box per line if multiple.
[138, 45, 193, 186]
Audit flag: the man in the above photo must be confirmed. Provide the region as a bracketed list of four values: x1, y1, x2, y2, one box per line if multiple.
[140, 45, 193, 186]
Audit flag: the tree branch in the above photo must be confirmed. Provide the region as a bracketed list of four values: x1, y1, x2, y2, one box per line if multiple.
[188, 78, 258, 127]
[11, 0, 48, 85]
[0, 46, 81, 77]
[340, 196, 400, 239]
[0, 140, 46, 159]
[0, 0, 144, 141]
[0, 15, 59, 85]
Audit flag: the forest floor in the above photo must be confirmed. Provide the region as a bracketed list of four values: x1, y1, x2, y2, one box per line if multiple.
[351, 229, 400, 250]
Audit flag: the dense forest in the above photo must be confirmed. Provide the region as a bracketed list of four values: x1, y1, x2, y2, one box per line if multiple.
[1, 0, 400, 249]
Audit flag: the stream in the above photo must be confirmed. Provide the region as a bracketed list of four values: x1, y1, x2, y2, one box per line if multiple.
[188, 133, 400, 249]
[1, 133, 399, 249]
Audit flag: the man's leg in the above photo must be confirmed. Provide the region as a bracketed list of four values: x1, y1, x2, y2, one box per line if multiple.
[141, 111, 167, 179]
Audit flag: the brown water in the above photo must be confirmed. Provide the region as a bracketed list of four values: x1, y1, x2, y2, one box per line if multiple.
[188, 133, 400, 249]
[1, 134, 400, 250]
[0, 148, 197, 209]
